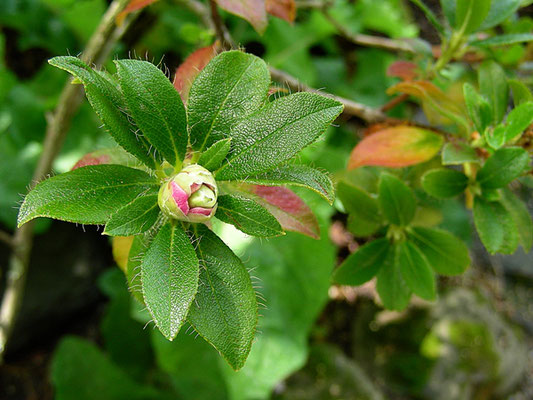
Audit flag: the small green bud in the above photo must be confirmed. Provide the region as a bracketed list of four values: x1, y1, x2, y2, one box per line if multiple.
[158, 164, 218, 223]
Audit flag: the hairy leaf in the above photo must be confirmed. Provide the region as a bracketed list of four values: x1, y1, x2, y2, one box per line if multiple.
[18, 165, 158, 226]
[173, 44, 217, 103]
[508, 79, 533, 106]
[463, 82, 492, 134]
[142, 223, 199, 340]
[455, 0, 490, 34]
[441, 142, 480, 165]
[188, 225, 257, 370]
[217, 92, 343, 180]
[348, 126, 443, 169]
[237, 164, 335, 204]
[188, 51, 270, 151]
[334, 238, 390, 286]
[216, 194, 283, 237]
[115, 59, 188, 165]
[237, 184, 320, 239]
[378, 173, 416, 226]
[104, 194, 160, 236]
[49, 57, 155, 168]
[504, 101, 533, 142]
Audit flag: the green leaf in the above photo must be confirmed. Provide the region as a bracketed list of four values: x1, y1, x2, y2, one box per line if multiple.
[463, 82, 492, 134]
[127, 230, 158, 305]
[188, 51, 270, 152]
[188, 225, 257, 371]
[216, 92, 343, 180]
[441, 142, 480, 165]
[236, 184, 321, 239]
[141, 223, 199, 340]
[376, 245, 411, 311]
[456, 0, 490, 34]
[504, 101, 533, 142]
[478, 60, 509, 125]
[215, 194, 284, 237]
[422, 168, 468, 198]
[337, 180, 382, 236]
[198, 138, 231, 171]
[508, 79, 533, 106]
[477, 0, 521, 31]
[408, 226, 470, 275]
[115, 59, 188, 165]
[473, 196, 519, 254]
[500, 188, 533, 252]
[334, 238, 390, 286]
[18, 165, 158, 227]
[397, 241, 436, 300]
[236, 164, 335, 204]
[104, 194, 160, 236]
[378, 173, 416, 226]
[476, 147, 530, 189]
[470, 33, 533, 47]
[51, 337, 165, 400]
[49, 57, 155, 169]
[485, 125, 506, 149]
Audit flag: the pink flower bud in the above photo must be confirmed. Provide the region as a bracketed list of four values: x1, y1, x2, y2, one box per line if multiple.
[158, 164, 218, 223]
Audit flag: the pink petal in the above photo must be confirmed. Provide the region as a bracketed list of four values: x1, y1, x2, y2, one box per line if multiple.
[190, 182, 201, 193]
[171, 181, 190, 214]
[189, 207, 212, 216]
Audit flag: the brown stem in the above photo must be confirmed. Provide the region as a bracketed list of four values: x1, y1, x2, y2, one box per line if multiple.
[269, 67, 386, 123]
[0, 230, 14, 249]
[209, 0, 235, 50]
[380, 93, 409, 112]
[0, 0, 133, 361]
[322, 9, 415, 53]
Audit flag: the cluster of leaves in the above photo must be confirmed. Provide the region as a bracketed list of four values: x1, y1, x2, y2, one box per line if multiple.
[335, 0, 532, 310]
[334, 172, 470, 310]
[17, 50, 342, 369]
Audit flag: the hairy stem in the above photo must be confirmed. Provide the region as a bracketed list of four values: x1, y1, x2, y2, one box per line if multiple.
[0, 0, 133, 361]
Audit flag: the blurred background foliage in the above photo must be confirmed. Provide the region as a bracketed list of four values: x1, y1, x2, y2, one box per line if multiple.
[1, 0, 533, 399]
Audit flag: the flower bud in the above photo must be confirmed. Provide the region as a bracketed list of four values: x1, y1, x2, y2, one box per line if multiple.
[158, 164, 218, 223]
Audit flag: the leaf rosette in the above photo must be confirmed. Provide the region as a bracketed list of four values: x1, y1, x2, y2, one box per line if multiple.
[17, 50, 343, 370]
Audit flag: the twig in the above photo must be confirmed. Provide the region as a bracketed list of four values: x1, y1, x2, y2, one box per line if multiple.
[0, 230, 13, 249]
[209, 0, 235, 50]
[0, 0, 133, 361]
[380, 93, 409, 112]
[269, 67, 386, 123]
[322, 9, 416, 54]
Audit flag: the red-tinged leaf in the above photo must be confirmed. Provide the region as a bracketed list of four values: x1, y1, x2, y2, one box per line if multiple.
[348, 126, 443, 169]
[240, 184, 319, 239]
[216, 0, 267, 33]
[387, 80, 464, 116]
[387, 61, 418, 81]
[173, 44, 218, 103]
[71, 148, 139, 170]
[266, 0, 296, 22]
[116, 0, 158, 25]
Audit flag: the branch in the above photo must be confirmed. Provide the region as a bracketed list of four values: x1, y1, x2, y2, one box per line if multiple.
[0, 0, 133, 361]
[0, 230, 13, 249]
[322, 9, 416, 54]
[209, 0, 235, 49]
[269, 67, 386, 123]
